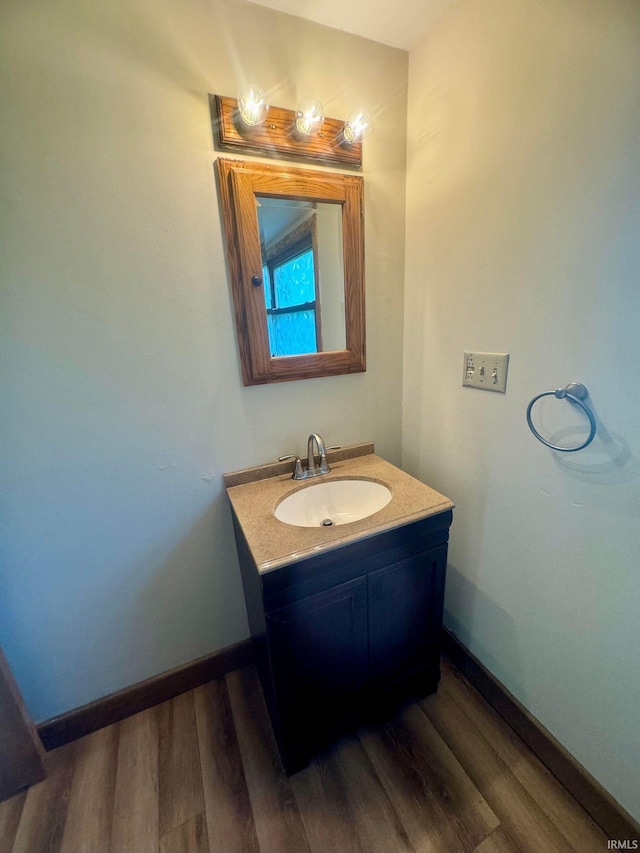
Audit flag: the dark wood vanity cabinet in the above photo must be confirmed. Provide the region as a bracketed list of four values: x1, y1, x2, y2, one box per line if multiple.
[232, 508, 453, 773]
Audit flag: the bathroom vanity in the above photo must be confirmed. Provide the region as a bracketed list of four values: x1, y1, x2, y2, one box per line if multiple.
[224, 443, 454, 772]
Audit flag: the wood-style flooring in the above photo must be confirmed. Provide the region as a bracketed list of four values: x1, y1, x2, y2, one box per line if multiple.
[0, 658, 609, 853]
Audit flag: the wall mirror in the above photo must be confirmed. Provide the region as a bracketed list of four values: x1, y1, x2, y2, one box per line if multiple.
[216, 158, 365, 385]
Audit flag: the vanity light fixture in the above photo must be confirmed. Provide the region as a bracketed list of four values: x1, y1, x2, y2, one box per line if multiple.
[237, 83, 269, 127]
[294, 97, 325, 137]
[212, 93, 365, 168]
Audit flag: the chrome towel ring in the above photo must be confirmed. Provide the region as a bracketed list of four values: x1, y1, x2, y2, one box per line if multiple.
[526, 382, 597, 452]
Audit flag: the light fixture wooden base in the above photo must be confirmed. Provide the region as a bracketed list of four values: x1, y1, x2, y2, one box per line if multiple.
[211, 95, 362, 169]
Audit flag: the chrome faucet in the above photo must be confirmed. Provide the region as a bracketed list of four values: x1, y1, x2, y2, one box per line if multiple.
[279, 433, 341, 480]
[306, 433, 329, 476]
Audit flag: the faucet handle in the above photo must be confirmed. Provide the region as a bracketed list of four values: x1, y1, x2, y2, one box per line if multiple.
[319, 445, 341, 474]
[278, 455, 303, 480]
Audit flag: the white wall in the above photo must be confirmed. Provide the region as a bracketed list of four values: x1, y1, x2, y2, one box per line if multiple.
[403, 0, 640, 819]
[316, 204, 345, 351]
[0, 0, 407, 721]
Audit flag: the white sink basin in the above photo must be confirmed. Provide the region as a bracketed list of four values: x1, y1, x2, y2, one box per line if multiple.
[274, 479, 392, 528]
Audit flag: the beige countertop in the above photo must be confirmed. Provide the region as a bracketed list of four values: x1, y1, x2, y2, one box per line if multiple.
[225, 448, 454, 574]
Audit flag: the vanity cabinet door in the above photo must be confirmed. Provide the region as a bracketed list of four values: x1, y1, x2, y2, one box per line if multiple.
[265, 576, 367, 762]
[368, 544, 447, 695]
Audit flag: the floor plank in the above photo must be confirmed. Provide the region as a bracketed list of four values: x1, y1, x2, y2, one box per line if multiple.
[194, 679, 259, 853]
[292, 736, 416, 853]
[289, 746, 367, 853]
[10, 743, 76, 853]
[0, 790, 26, 853]
[421, 688, 573, 853]
[111, 706, 159, 853]
[159, 813, 209, 853]
[157, 689, 204, 838]
[440, 660, 608, 852]
[474, 825, 522, 852]
[226, 666, 311, 853]
[58, 725, 118, 853]
[359, 702, 499, 852]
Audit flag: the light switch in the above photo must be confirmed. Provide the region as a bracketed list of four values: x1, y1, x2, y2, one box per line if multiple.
[462, 352, 509, 393]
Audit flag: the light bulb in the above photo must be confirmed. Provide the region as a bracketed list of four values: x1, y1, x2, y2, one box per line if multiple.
[237, 84, 269, 127]
[342, 110, 371, 144]
[295, 97, 325, 137]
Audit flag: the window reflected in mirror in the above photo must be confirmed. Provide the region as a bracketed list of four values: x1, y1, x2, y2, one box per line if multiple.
[257, 198, 345, 357]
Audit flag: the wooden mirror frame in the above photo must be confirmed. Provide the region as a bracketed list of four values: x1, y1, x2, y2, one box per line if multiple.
[216, 158, 365, 385]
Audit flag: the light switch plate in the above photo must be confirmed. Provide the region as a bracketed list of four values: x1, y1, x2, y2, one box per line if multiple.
[462, 352, 510, 393]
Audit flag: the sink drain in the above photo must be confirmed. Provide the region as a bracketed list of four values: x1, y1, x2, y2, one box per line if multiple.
[321, 518, 334, 527]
